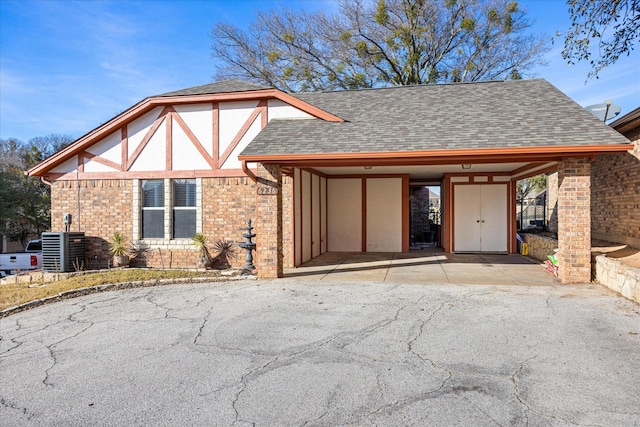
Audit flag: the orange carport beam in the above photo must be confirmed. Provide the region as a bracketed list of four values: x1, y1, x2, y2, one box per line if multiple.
[238, 144, 632, 167]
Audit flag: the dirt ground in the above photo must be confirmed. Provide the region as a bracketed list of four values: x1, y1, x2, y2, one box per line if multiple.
[592, 240, 640, 269]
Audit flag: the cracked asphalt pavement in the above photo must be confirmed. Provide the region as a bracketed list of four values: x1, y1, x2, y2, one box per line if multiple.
[1, 279, 639, 426]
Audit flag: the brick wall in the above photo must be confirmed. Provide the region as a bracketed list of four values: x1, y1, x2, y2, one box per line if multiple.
[201, 176, 255, 268]
[557, 158, 591, 284]
[255, 163, 283, 278]
[51, 180, 133, 269]
[590, 131, 640, 247]
[49, 175, 294, 272]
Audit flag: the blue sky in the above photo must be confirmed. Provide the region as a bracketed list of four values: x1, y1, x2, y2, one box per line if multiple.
[1, 0, 638, 142]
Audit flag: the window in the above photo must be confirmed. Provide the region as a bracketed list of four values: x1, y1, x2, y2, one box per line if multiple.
[138, 178, 199, 240]
[141, 180, 164, 238]
[173, 179, 196, 238]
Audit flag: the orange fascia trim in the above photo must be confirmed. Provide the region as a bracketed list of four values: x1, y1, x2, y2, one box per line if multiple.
[28, 88, 344, 177]
[154, 90, 343, 122]
[272, 91, 343, 123]
[239, 144, 632, 166]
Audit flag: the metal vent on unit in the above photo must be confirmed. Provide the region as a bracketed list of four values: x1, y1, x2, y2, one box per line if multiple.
[42, 232, 86, 273]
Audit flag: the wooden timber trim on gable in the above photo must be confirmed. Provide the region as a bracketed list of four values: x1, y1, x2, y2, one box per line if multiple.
[81, 152, 121, 171]
[126, 106, 172, 171]
[219, 100, 267, 168]
[40, 100, 276, 180]
[27, 88, 344, 178]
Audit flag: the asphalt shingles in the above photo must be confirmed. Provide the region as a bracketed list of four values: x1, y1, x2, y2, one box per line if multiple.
[240, 79, 630, 156]
[157, 79, 271, 97]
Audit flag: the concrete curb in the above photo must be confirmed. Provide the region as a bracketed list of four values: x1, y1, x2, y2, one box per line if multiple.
[0, 274, 257, 319]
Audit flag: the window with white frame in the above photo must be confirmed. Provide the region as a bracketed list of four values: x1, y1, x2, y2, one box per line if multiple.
[139, 178, 199, 240]
[141, 179, 164, 239]
[172, 179, 196, 238]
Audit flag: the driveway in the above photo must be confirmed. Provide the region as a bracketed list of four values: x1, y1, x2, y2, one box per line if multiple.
[284, 250, 555, 285]
[1, 279, 639, 426]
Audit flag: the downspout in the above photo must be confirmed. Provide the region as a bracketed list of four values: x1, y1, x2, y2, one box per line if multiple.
[76, 169, 81, 232]
[242, 160, 258, 183]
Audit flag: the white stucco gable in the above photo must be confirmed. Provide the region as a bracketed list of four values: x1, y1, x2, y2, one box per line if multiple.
[39, 93, 321, 180]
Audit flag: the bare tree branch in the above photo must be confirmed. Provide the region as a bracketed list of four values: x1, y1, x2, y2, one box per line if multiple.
[211, 0, 549, 91]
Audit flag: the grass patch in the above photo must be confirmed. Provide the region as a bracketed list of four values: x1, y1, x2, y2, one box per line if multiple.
[0, 269, 224, 312]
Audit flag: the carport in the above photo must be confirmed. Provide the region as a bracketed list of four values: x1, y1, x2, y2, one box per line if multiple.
[239, 79, 632, 284]
[281, 160, 556, 260]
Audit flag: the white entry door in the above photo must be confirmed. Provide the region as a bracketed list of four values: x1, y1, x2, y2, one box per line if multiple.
[454, 184, 507, 252]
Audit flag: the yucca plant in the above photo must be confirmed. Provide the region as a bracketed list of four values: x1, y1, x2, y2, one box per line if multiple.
[192, 233, 212, 268]
[211, 239, 238, 269]
[109, 232, 130, 267]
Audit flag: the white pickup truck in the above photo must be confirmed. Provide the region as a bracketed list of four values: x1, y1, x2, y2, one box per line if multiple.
[0, 239, 43, 277]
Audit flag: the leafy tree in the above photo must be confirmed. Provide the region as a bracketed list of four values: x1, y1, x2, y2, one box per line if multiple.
[516, 173, 546, 200]
[559, 0, 639, 79]
[211, 0, 548, 92]
[0, 135, 73, 246]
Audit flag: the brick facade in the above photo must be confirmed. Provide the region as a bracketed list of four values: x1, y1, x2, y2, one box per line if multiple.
[557, 157, 591, 284]
[49, 175, 294, 273]
[549, 118, 639, 246]
[255, 163, 283, 278]
[590, 129, 640, 247]
[51, 180, 133, 270]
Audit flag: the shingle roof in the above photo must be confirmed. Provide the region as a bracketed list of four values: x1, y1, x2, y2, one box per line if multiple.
[158, 79, 272, 97]
[241, 79, 630, 156]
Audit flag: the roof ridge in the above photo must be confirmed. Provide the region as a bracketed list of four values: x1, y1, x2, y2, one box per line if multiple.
[292, 78, 542, 96]
[156, 79, 273, 97]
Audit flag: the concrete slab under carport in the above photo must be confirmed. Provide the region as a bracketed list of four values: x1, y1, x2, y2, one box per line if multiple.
[284, 249, 555, 286]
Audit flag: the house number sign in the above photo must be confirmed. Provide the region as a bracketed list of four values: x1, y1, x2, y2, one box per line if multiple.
[257, 186, 278, 195]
